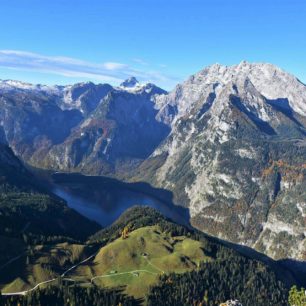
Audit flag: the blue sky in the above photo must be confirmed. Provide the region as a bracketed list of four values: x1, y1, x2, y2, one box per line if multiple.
[0, 0, 305, 90]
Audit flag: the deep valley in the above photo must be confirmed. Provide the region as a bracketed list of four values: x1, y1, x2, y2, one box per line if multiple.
[0, 62, 305, 305]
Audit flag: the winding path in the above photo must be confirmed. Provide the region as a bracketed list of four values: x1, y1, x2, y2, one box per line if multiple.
[90, 255, 164, 283]
[1, 251, 165, 296]
[1, 251, 98, 296]
[91, 269, 158, 283]
[0, 252, 26, 272]
[0, 221, 31, 272]
[145, 256, 164, 274]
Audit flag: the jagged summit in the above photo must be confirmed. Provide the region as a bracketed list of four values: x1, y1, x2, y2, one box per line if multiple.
[120, 76, 139, 88]
[155, 61, 306, 125]
[194, 61, 299, 87]
[118, 77, 167, 95]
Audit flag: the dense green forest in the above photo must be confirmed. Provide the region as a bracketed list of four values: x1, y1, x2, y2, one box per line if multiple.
[147, 256, 288, 306]
[0, 285, 140, 306]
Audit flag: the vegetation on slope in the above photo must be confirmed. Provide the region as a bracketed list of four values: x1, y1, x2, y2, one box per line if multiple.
[0, 144, 100, 243]
[0, 188, 296, 306]
[89, 225, 212, 298]
[0, 144, 101, 294]
[288, 285, 306, 306]
[0, 285, 140, 306]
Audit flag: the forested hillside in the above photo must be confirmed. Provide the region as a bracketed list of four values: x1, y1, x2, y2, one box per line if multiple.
[0, 143, 100, 242]
[0, 204, 299, 305]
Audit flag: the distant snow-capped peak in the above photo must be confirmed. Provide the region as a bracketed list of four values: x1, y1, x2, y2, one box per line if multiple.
[0, 79, 63, 94]
[118, 77, 150, 93]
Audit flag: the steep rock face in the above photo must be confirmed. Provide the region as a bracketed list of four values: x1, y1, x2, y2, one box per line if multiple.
[0, 91, 83, 163]
[155, 61, 306, 123]
[60, 82, 113, 115]
[0, 79, 169, 174]
[147, 62, 306, 260]
[43, 82, 170, 174]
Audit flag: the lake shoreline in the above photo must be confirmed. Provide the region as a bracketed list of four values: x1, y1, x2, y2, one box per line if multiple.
[50, 172, 190, 228]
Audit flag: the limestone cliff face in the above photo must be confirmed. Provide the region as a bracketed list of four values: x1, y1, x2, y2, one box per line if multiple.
[147, 62, 306, 260]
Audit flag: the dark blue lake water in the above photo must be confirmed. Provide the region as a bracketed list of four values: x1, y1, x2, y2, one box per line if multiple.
[52, 180, 189, 227]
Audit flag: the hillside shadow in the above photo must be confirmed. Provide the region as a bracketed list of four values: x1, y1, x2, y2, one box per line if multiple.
[197, 92, 216, 118]
[0, 255, 29, 290]
[278, 258, 306, 286]
[266, 97, 306, 135]
[230, 95, 276, 135]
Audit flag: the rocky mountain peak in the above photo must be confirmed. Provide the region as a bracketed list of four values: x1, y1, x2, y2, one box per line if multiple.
[120, 76, 139, 88]
[150, 62, 306, 261]
[155, 62, 306, 127]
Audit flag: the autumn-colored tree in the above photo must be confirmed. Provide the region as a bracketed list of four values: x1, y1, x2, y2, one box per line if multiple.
[121, 226, 129, 239]
[289, 285, 306, 306]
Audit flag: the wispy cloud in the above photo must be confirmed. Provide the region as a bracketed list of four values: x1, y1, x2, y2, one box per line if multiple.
[0, 50, 179, 88]
[132, 58, 149, 66]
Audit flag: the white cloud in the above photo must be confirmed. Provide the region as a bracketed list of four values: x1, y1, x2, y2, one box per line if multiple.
[103, 62, 128, 70]
[0, 49, 179, 89]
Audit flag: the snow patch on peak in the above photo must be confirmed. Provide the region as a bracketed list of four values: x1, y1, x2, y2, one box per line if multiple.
[118, 77, 155, 93]
[0, 79, 62, 94]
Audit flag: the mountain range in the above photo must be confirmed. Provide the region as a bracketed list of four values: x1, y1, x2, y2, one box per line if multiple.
[0, 61, 305, 264]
